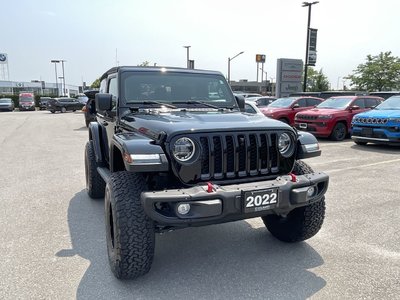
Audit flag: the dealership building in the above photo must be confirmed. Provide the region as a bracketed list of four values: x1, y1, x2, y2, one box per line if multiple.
[0, 80, 84, 97]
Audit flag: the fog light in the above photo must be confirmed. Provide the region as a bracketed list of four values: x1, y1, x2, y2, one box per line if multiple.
[177, 203, 191, 215]
[307, 187, 316, 197]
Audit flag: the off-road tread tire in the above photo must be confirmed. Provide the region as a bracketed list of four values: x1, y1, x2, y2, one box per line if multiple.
[105, 172, 155, 279]
[330, 122, 347, 141]
[262, 160, 325, 243]
[85, 141, 105, 198]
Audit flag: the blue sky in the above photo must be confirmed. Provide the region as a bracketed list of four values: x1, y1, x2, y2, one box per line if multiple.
[2, 0, 400, 89]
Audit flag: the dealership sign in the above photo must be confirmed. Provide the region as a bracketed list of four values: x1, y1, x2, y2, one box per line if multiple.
[0, 53, 7, 64]
[276, 58, 303, 97]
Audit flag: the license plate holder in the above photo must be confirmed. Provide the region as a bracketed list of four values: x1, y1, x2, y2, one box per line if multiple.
[243, 189, 278, 213]
[361, 127, 373, 137]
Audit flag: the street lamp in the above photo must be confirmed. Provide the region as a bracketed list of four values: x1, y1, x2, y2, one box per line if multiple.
[51, 59, 66, 96]
[302, 1, 319, 92]
[50, 60, 59, 96]
[227, 51, 244, 84]
[183, 46, 191, 68]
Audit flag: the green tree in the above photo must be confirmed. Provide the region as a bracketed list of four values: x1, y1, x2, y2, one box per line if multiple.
[346, 51, 400, 91]
[306, 67, 330, 92]
[91, 77, 100, 88]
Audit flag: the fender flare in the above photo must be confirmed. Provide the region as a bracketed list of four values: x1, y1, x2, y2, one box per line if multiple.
[88, 122, 104, 164]
[296, 131, 321, 159]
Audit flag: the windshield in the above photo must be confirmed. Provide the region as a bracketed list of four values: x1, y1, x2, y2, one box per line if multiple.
[375, 96, 400, 110]
[316, 97, 353, 109]
[19, 96, 34, 102]
[122, 71, 236, 108]
[268, 97, 296, 108]
[0, 99, 11, 103]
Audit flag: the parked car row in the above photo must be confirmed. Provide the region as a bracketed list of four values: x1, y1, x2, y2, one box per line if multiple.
[244, 94, 400, 145]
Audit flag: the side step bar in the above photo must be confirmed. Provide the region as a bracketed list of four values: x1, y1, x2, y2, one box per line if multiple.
[97, 167, 112, 183]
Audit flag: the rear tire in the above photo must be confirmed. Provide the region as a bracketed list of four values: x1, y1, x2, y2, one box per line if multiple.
[330, 122, 347, 141]
[262, 160, 325, 243]
[85, 140, 105, 198]
[105, 172, 155, 279]
[61, 107, 67, 113]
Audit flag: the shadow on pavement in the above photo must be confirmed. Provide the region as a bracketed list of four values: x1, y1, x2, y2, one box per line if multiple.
[350, 143, 400, 154]
[73, 126, 88, 132]
[58, 190, 326, 299]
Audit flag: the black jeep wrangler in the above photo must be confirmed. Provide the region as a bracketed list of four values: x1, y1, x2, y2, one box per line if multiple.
[84, 66, 329, 279]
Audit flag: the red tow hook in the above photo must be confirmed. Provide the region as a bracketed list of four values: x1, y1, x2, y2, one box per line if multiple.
[289, 173, 297, 182]
[207, 182, 215, 193]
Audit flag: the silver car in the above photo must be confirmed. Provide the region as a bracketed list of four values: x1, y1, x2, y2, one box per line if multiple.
[0, 98, 14, 111]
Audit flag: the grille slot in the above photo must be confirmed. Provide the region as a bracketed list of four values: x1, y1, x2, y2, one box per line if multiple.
[297, 114, 318, 120]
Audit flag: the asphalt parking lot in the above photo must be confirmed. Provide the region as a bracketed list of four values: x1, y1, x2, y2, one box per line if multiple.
[0, 111, 399, 299]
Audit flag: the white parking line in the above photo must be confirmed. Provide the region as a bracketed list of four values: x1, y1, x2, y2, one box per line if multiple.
[325, 158, 400, 173]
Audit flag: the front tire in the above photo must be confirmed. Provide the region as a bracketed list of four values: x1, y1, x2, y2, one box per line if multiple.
[330, 122, 347, 141]
[85, 141, 105, 198]
[105, 172, 155, 279]
[61, 107, 67, 113]
[262, 160, 325, 242]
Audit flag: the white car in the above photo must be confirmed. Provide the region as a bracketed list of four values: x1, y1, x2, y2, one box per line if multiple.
[244, 101, 265, 116]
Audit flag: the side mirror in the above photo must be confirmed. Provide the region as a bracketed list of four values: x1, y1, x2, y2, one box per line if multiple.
[292, 103, 300, 109]
[96, 93, 113, 111]
[235, 95, 245, 111]
[349, 105, 360, 111]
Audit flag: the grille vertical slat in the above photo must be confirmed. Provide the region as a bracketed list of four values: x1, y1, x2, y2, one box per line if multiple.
[226, 136, 235, 177]
[200, 137, 210, 180]
[213, 136, 223, 179]
[249, 134, 259, 176]
[269, 133, 278, 171]
[237, 134, 247, 177]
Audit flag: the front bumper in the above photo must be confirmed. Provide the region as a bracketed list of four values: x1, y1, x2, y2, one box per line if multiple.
[294, 121, 332, 137]
[352, 126, 400, 144]
[142, 172, 329, 228]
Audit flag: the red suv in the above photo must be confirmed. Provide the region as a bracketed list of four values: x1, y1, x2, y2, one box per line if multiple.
[260, 96, 324, 125]
[294, 96, 384, 141]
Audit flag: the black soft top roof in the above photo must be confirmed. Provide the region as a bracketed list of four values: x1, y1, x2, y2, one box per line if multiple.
[100, 66, 223, 81]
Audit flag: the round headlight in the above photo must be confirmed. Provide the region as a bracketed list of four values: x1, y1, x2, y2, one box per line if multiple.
[173, 137, 195, 162]
[278, 133, 294, 157]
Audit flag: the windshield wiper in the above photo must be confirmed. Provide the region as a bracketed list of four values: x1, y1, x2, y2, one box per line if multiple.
[172, 100, 220, 109]
[128, 100, 177, 109]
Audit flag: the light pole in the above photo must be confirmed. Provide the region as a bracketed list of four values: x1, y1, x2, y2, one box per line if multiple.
[60, 60, 66, 96]
[183, 46, 191, 68]
[227, 51, 244, 84]
[302, 1, 319, 92]
[50, 60, 59, 96]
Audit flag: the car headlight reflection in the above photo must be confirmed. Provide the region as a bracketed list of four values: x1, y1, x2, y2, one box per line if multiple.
[173, 137, 195, 162]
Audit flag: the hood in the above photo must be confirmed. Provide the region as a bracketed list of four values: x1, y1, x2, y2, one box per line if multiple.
[355, 109, 400, 118]
[299, 108, 344, 116]
[122, 110, 293, 141]
[261, 107, 290, 114]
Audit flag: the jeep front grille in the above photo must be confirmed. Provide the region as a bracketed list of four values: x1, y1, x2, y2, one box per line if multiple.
[170, 132, 286, 184]
[198, 132, 279, 181]
[296, 114, 318, 120]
